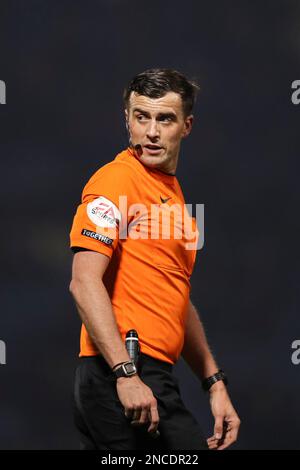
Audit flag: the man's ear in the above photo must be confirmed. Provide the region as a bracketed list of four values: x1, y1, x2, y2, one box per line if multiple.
[182, 115, 194, 138]
[124, 109, 132, 144]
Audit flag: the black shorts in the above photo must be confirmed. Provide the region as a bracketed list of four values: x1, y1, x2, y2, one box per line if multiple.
[73, 353, 208, 450]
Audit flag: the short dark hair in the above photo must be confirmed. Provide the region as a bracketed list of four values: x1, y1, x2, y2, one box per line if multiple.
[123, 68, 199, 117]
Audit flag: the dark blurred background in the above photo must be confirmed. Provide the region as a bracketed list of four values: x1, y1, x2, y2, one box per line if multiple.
[0, 0, 299, 450]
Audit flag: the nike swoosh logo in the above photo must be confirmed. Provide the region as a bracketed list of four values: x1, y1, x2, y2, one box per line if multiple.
[160, 196, 171, 204]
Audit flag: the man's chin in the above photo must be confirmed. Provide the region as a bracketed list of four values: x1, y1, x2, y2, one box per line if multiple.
[139, 154, 165, 168]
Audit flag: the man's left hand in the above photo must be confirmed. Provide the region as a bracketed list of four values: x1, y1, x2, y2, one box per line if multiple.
[207, 383, 241, 450]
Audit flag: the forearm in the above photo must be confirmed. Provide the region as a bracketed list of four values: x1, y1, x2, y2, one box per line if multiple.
[181, 300, 219, 381]
[70, 278, 130, 368]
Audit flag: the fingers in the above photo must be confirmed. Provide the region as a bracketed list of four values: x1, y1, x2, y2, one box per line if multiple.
[147, 400, 159, 434]
[125, 398, 159, 434]
[130, 407, 148, 426]
[213, 415, 224, 440]
[207, 436, 219, 450]
[207, 419, 240, 450]
[118, 379, 159, 435]
[216, 418, 240, 450]
[215, 432, 234, 450]
[216, 415, 240, 450]
[207, 432, 230, 450]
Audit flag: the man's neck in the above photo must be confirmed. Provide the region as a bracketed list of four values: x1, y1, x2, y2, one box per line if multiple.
[155, 152, 179, 176]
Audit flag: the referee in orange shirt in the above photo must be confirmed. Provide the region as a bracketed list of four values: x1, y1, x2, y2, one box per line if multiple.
[69, 68, 240, 450]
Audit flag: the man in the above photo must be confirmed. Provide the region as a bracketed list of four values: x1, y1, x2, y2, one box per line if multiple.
[69, 68, 240, 450]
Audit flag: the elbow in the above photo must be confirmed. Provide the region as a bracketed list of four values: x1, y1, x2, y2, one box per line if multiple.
[69, 278, 85, 298]
[69, 276, 104, 298]
[69, 279, 77, 298]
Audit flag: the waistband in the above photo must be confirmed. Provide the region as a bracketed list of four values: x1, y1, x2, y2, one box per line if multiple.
[79, 353, 173, 374]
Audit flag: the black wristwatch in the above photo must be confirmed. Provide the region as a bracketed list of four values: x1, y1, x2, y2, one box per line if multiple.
[202, 370, 228, 391]
[113, 361, 137, 378]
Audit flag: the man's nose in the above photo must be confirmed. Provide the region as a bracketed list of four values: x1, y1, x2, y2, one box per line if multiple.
[146, 119, 160, 139]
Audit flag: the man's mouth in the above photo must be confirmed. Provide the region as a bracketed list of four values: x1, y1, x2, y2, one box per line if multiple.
[143, 144, 163, 154]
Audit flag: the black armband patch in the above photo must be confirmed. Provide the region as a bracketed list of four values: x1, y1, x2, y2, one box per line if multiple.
[81, 229, 113, 246]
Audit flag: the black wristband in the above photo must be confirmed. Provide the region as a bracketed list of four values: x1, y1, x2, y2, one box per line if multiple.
[202, 370, 228, 391]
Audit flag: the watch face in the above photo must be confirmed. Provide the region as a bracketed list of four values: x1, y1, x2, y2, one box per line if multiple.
[124, 363, 136, 374]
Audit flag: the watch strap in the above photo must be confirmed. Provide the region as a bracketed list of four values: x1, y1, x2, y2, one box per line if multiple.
[113, 361, 137, 378]
[202, 369, 228, 391]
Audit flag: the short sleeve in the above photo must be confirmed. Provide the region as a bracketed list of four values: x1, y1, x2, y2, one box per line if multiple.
[69, 162, 134, 258]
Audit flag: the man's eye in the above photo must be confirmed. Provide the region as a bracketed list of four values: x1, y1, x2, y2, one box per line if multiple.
[160, 116, 172, 122]
[137, 115, 147, 121]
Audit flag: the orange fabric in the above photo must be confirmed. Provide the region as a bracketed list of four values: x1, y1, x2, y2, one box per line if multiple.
[70, 148, 199, 364]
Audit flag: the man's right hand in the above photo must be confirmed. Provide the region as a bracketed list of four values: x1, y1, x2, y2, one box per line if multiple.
[116, 375, 159, 434]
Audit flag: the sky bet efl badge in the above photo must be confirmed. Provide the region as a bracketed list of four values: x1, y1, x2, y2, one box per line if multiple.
[87, 196, 121, 238]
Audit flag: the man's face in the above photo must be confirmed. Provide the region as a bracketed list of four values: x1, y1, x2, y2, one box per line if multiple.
[125, 91, 193, 172]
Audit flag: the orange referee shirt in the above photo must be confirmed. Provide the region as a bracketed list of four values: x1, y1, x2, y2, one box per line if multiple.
[70, 147, 199, 364]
